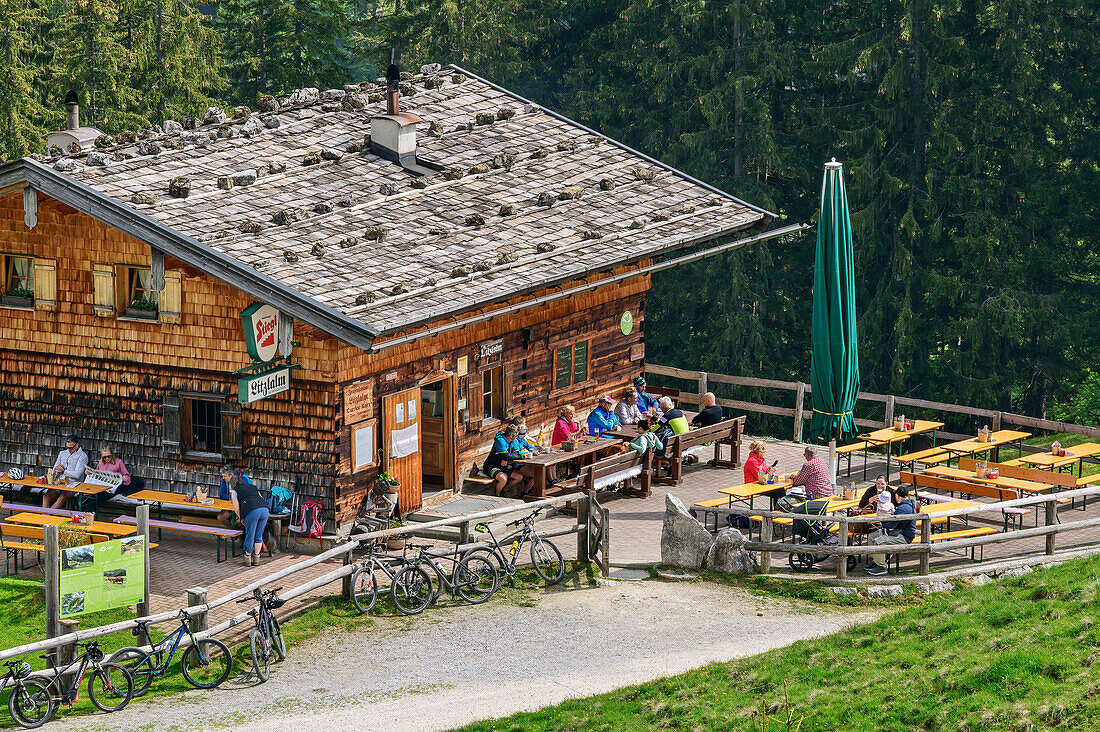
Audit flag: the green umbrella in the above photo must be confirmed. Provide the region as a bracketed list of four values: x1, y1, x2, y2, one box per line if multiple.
[808, 159, 860, 451]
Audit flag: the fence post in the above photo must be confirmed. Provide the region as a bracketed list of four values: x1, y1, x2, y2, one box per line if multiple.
[44, 525, 60, 640]
[600, 506, 610, 577]
[186, 587, 208, 633]
[58, 618, 80, 668]
[759, 517, 773, 575]
[342, 545, 355, 600]
[1045, 497, 1056, 555]
[641, 449, 653, 497]
[836, 518, 849, 580]
[993, 411, 1003, 432]
[577, 493, 591, 564]
[885, 395, 895, 427]
[793, 382, 806, 442]
[919, 515, 931, 576]
[136, 504, 151, 618]
[459, 520, 471, 548]
[698, 372, 708, 407]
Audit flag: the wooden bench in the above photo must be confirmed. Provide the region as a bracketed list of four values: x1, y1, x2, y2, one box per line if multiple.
[646, 385, 681, 406]
[653, 416, 745, 486]
[880, 525, 999, 572]
[1, 523, 110, 575]
[895, 448, 949, 470]
[115, 516, 243, 563]
[835, 441, 869, 479]
[1, 502, 91, 519]
[900, 471, 1029, 530]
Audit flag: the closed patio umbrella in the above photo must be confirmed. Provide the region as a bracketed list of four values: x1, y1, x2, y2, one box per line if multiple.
[807, 159, 860, 488]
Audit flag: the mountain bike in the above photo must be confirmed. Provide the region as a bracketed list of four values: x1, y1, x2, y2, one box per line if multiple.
[389, 542, 498, 615]
[236, 587, 286, 683]
[3, 657, 54, 729]
[349, 539, 418, 613]
[110, 610, 233, 696]
[464, 508, 565, 589]
[7, 640, 134, 728]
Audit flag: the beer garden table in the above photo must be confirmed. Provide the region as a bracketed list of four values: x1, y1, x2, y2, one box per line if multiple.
[859, 420, 945, 477]
[0, 473, 114, 511]
[938, 430, 1032, 463]
[513, 438, 623, 497]
[5, 511, 138, 539]
[1019, 442, 1100, 473]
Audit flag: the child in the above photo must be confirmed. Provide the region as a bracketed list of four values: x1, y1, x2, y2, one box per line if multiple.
[875, 490, 896, 518]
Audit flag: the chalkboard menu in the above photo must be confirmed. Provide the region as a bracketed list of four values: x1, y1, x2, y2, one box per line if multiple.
[572, 340, 589, 384]
[555, 346, 572, 390]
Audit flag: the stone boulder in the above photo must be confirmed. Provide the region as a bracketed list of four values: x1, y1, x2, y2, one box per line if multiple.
[661, 494, 715, 570]
[917, 579, 952, 595]
[706, 528, 756, 575]
[865, 584, 903, 599]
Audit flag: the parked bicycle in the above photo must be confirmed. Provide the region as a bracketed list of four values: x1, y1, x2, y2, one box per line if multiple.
[236, 587, 286, 683]
[349, 539, 418, 614]
[7, 640, 133, 728]
[110, 609, 233, 696]
[389, 541, 498, 615]
[464, 508, 566, 589]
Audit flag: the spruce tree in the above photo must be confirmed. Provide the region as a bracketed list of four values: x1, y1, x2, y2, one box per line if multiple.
[0, 0, 51, 158]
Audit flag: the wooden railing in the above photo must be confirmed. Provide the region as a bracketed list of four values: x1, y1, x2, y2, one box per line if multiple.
[0, 491, 607, 664]
[719, 486, 1100, 579]
[645, 364, 1100, 445]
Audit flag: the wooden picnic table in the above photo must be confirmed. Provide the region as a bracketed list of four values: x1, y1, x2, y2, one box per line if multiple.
[938, 430, 1031, 461]
[0, 473, 113, 495]
[513, 438, 623, 497]
[1019, 442, 1100, 471]
[923, 465, 1052, 495]
[602, 425, 642, 440]
[860, 420, 945, 476]
[719, 478, 793, 506]
[6, 511, 137, 538]
[130, 489, 234, 514]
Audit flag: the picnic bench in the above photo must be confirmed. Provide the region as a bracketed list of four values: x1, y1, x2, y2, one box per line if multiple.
[114, 516, 243, 563]
[0, 522, 111, 576]
[900, 471, 1028, 530]
[835, 441, 869, 479]
[652, 416, 745, 486]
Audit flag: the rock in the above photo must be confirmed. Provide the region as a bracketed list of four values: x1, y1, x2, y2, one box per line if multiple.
[451, 73, 466, 84]
[113, 151, 136, 161]
[284, 251, 299, 263]
[354, 292, 375, 305]
[181, 131, 208, 148]
[999, 566, 1032, 579]
[238, 220, 264, 234]
[496, 107, 516, 121]
[311, 243, 325, 257]
[650, 212, 670, 222]
[455, 121, 475, 133]
[240, 117, 264, 138]
[588, 135, 603, 145]
[496, 249, 519, 265]
[420, 62, 441, 74]
[410, 177, 433, 189]
[367, 92, 384, 103]
[233, 106, 251, 119]
[472, 261, 492, 272]
[47, 144, 62, 158]
[268, 160, 287, 174]
[967, 573, 994, 586]
[364, 226, 387, 241]
[216, 176, 234, 191]
[94, 134, 114, 148]
[831, 587, 860, 596]
[338, 237, 359, 248]
[379, 182, 399, 196]
[559, 185, 585, 200]
[557, 140, 577, 152]
[536, 242, 556, 253]
[499, 203, 517, 216]
[390, 284, 411, 295]
[450, 265, 472, 278]
[399, 82, 417, 97]
[68, 142, 82, 155]
[582, 229, 603, 240]
[216, 125, 234, 139]
[337, 197, 355, 207]
[168, 177, 190, 198]
[474, 112, 495, 126]
[599, 178, 616, 191]
[262, 115, 281, 129]
[529, 147, 549, 159]
[422, 77, 444, 90]
[54, 158, 77, 172]
[865, 584, 904, 599]
[428, 121, 445, 137]
[491, 152, 517, 170]
[917, 580, 952, 595]
[83, 151, 109, 167]
[115, 130, 137, 144]
[313, 202, 333, 214]
[655, 569, 699, 581]
[321, 89, 345, 101]
[399, 70, 413, 81]
[182, 117, 201, 130]
[258, 95, 278, 113]
[469, 162, 490, 174]
[442, 168, 465, 181]
[594, 577, 620, 588]
[634, 167, 657, 181]
[681, 203, 697, 213]
[661, 495, 715, 570]
[536, 192, 555, 208]
[302, 152, 322, 166]
[272, 208, 307, 226]
[464, 214, 486, 227]
[163, 120, 184, 135]
[523, 103, 539, 114]
[705, 528, 756, 575]
[321, 102, 342, 113]
[232, 171, 258, 187]
[342, 93, 368, 111]
[289, 87, 320, 105]
[320, 149, 343, 161]
[203, 107, 227, 125]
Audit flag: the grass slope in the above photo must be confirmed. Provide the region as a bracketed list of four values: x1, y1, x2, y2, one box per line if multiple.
[457, 556, 1100, 732]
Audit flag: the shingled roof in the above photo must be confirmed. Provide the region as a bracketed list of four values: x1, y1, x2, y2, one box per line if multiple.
[42, 65, 772, 340]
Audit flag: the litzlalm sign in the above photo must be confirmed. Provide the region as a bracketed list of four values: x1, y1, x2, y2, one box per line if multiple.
[241, 303, 281, 362]
[239, 367, 291, 404]
[60, 535, 147, 617]
[620, 310, 634, 336]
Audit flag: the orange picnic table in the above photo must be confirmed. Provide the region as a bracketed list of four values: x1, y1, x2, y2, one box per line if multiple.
[6, 511, 138, 539]
[938, 430, 1032, 462]
[1019, 442, 1100, 472]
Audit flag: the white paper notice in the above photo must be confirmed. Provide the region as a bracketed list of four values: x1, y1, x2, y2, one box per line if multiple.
[391, 423, 419, 458]
[407, 399, 416, 421]
[353, 425, 374, 471]
[396, 402, 405, 423]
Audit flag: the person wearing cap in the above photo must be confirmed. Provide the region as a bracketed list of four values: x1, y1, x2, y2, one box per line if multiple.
[44, 435, 89, 509]
[632, 376, 661, 416]
[586, 395, 622, 437]
[614, 386, 645, 425]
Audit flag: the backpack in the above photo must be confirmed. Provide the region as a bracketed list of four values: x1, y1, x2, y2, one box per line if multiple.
[268, 485, 292, 515]
[290, 499, 324, 539]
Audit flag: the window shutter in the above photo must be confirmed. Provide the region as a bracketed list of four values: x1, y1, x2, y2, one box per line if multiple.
[159, 270, 182, 323]
[466, 379, 483, 430]
[92, 265, 116, 317]
[502, 367, 514, 420]
[162, 393, 182, 455]
[33, 258, 57, 312]
[222, 404, 243, 460]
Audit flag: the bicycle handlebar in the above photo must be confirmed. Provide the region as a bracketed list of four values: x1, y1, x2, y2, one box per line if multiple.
[506, 507, 543, 527]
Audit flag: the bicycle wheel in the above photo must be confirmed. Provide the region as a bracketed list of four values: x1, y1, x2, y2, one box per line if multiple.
[180, 639, 232, 689]
[88, 663, 134, 712]
[463, 548, 504, 590]
[390, 565, 433, 615]
[530, 538, 565, 585]
[350, 565, 379, 613]
[456, 553, 499, 604]
[109, 647, 155, 697]
[268, 612, 287, 662]
[250, 628, 271, 683]
[7, 678, 56, 729]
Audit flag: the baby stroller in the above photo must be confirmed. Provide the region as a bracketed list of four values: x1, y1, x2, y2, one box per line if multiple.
[778, 496, 856, 573]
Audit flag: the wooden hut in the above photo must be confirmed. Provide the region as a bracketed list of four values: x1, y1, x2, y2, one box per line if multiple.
[0, 65, 788, 534]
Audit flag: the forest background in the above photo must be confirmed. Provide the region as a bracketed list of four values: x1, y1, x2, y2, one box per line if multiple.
[1, 0, 1096, 425]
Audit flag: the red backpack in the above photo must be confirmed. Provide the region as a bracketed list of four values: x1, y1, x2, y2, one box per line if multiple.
[290, 499, 324, 539]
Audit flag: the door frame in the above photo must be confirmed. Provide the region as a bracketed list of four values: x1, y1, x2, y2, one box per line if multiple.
[417, 374, 458, 491]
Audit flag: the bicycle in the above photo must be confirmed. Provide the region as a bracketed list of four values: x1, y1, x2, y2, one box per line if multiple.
[388, 541, 498, 614]
[235, 587, 286, 683]
[110, 610, 233, 697]
[3, 658, 53, 729]
[464, 508, 565, 589]
[349, 539, 418, 614]
[7, 640, 134, 728]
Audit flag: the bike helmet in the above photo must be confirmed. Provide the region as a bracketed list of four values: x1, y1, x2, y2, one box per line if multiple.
[7, 467, 23, 480]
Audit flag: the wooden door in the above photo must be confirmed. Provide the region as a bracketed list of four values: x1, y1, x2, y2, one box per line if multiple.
[419, 377, 457, 490]
[382, 387, 422, 514]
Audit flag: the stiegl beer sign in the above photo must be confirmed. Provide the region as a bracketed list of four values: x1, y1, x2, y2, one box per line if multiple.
[241, 303, 281, 362]
[239, 367, 291, 404]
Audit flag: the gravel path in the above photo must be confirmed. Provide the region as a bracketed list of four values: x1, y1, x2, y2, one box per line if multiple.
[54, 580, 883, 732]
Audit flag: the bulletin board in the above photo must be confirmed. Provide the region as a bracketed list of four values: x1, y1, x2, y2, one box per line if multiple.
[351, 420, 378, 473]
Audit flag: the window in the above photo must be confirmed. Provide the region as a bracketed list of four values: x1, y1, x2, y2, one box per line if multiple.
[125, 267, 158, 317]
[482, 366, 503, 422]
[554, 339, 590, 390]
[185, 398, 222, 455]
[1, 255, 35, 305]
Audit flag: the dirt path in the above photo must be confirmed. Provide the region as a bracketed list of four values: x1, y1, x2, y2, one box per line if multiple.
[57, 580, 883, 732]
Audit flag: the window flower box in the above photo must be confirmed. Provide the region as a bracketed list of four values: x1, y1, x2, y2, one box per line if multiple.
[124, 298, 158, 319]
[1, 295, 33, 308]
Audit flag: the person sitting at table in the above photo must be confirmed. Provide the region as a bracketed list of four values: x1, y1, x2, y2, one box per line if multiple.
[484, 423, 528, 497]
[217, 463, 254, 529]
[632, 376, 662, 417]
[586, 395, 622, 437]
[93, 444, 146, 508]
[858, 476, 896, 511]
[865, 485, 917, 575]
[790, 446, 833, 500]
[691, 392, 724, 427]
[614, 387, 645, 425]
[655, 397, 690, 436]
[551, 405, 584, 446]
[43, 434, 89, 509]
[223, 464, 269, 568]
[627, 418, 660, 456]
[744, 440, 785, 507]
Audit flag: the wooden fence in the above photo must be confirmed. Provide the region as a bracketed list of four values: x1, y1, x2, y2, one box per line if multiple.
[645, 363, 1100, 445]
[0, 491, 608, 664]
[719, 486, 1100, 579]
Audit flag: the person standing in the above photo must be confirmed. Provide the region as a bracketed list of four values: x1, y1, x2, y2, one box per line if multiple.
[223, 464, 268, 567]
[790, 446, 833, 500]
[217, 465, 254, 529]
[44, 435, 89, 509]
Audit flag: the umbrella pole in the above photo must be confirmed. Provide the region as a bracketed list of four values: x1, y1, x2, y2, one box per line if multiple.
[829, 423, 841, 494]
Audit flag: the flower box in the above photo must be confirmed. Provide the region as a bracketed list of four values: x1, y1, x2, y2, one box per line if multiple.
[1, 295, 33, 308]
[123, 307, 158, 319]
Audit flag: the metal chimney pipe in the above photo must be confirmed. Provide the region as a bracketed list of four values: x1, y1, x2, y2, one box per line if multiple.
[385, 63, 400, 115]
[64, 90, 80, 130]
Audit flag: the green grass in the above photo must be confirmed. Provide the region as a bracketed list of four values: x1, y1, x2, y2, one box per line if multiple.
[455, 555, 1100, 731]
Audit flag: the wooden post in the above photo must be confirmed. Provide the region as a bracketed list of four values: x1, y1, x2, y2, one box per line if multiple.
[793, 382, 806, 442]
[919, 515, 931, 576]
[641, 450, 653, 497]
[698, 372, 708, 408]
[600, 506, 611, 577]
[885, 395, 895, 427]
[44, 524, 60, 640]
[576, 493, 591, 564]
[836, 518, 849, 580]
[759, 517, 773, 575]
[1045, 497, 1056, 555]
[136, 504, 151, 618]
[342, 546, 354, 600]
[459, 520, 471, 548]
[58, 619, 80, 667]
[186, 587, 208, 633]
[992, 411, 1002, 432]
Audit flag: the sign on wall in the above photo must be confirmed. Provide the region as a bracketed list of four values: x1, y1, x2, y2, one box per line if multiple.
[241, 303, 281, 362]
[344, 381, 372, 424]
[239, 367, 291, 404]
[479, 338, 503, 359]
[60, 535, 147, 617]
[351, 422, 376, 472]
[620, 310, 634, 336]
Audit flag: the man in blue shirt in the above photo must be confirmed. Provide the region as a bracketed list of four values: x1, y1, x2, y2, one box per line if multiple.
[586, 395, 622, 437]
[866, 486, 917, 575]
[632, 376, 661, 416]
[484, 424, 526, 496]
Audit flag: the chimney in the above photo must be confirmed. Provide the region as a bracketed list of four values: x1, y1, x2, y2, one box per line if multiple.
[64, 90, 80, 130]
[369, 62, 424, 170]
[386, 63, 400, 115]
